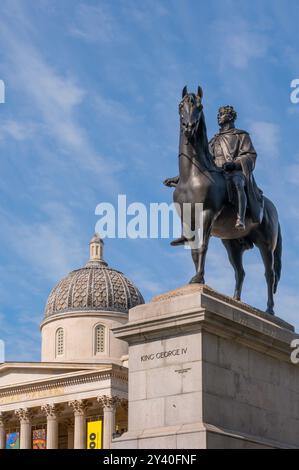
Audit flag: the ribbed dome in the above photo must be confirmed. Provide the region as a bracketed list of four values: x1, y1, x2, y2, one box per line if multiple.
[44, 235, 144, 318]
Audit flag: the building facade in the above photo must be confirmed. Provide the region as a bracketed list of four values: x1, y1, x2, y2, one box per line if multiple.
[0, 234, 144, 449]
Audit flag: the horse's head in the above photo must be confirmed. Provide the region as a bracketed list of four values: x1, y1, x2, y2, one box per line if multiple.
[179, 85, 203, 142]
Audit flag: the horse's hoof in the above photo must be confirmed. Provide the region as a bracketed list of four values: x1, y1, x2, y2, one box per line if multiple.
[189, 274, 205, 284]
[233, 295, 241, 301]
[266, 307, 275, 315]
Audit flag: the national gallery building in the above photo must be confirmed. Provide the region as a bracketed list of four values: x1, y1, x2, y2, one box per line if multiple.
[0, 234, 144, 449]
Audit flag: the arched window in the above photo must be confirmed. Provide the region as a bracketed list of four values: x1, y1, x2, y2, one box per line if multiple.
[55, 328, 64, 357]
[95, 324, 105, 354]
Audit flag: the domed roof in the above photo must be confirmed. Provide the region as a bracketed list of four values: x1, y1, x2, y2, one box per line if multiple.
[44, 234, 144, 318]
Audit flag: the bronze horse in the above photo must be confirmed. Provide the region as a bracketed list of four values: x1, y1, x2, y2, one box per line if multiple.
[164, 86, 282, 314]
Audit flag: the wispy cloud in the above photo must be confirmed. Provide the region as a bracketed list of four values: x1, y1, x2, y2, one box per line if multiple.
[70, 3, 120, 44]
[0, 119, 38, 141]
[0, 201, 85, 282]
[210, 18, 270, 71]
[286, 156, 299, 186]
[249, 121, 280, 160]
[0, 310, 41, 361]
[0, 6, 122, 191]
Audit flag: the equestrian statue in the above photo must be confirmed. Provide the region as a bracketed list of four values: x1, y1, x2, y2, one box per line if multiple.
[164, 86, 282, 315]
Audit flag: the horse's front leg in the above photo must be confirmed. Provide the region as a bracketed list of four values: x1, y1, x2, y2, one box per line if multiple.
[189, 209, 214, 284]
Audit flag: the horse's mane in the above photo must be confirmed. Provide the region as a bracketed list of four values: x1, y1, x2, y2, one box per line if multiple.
[196, 111, 218, 172]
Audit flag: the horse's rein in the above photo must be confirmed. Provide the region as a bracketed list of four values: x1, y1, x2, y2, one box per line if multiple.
[179, 151, 222, 178]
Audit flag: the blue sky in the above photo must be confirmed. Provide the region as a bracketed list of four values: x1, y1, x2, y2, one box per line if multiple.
[0, 0, 299, 361]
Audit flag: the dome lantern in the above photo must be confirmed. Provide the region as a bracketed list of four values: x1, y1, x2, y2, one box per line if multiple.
[89, 233, 104, 263]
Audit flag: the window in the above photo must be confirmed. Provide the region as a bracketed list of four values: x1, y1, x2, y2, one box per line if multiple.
[56, 328, 64, 357]
[95, 324, 105, 354]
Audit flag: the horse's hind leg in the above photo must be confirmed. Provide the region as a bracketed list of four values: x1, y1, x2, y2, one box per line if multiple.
[221, 239, 245, 301]
[257, 242, 275, 315]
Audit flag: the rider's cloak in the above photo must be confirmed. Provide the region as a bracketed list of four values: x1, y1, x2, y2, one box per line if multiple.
[209, 128, 264, 223]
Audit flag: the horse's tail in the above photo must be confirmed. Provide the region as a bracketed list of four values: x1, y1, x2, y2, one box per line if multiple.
[274, 223, 282, 293]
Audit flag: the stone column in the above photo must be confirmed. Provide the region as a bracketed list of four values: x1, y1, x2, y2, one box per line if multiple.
[97, 395, 120, 449]
[15, 408, 32, 449]
[41, 404, 60, 449]
[0, 412, 7, 449]
[68, 400, 88, 449]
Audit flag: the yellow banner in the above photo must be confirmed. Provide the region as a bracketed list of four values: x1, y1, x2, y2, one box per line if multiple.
[87, 420, 102, 449]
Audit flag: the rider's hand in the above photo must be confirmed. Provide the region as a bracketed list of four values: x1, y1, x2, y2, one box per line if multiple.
[163, 176, 179, 187]
[223, 162, 236, 172]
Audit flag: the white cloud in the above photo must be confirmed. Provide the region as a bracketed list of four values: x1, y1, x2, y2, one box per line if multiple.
[0, 311, 41, 361]
[0, 10, 121, 189]
[249, 121, 280, 160]
[0, 202, 85, 283]
[225, 32, 268, 70]
[93, 94, 133, 125]
[0, 119, 37, 141]
[70, 4, 119, 43]
[286, 162, 299, 186]
[210, 19, 269, 71]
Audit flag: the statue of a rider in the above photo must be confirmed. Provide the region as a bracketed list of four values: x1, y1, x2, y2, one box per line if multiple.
[164, 104, 263, 243]
[209, 105, 263, 230]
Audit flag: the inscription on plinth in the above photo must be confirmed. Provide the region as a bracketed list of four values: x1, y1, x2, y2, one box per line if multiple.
[140, 347, 188, 362]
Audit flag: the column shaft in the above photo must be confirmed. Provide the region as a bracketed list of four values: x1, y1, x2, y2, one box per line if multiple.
[41, 404, 60, 450]
[47, 417, 59, 449]
[97, 396, 120, 450]
[15, 409, 32, 449]
[20, 420, 32, 449]
[103, 408, 115, 449]
[68, 400, 88, 449]
[74, 413, 86, 449]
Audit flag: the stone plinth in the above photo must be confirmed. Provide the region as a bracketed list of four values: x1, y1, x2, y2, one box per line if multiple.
[112, 284, 299, 449]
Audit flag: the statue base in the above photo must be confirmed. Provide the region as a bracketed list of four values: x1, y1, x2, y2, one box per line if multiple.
[112, 284, 299, 449]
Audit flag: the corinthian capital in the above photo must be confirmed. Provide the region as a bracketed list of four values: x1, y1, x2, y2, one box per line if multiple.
[14, 408, 32, 423]
[68, 399, 88, 416]
[97, 395, 121, 410]
[41, 403, 61, 418]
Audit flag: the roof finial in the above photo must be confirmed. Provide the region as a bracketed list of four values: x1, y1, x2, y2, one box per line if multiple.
[89, 233, 104, 262]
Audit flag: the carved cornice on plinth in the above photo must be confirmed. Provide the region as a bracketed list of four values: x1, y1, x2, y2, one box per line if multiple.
[152, 284, 294, 331]
[14, 408, 33, 423]
[97, 395, 121, 411]
[68, 399, 88, 416]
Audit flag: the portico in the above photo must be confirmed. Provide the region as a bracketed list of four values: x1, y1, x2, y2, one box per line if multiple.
[0, 362, 128, 449]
